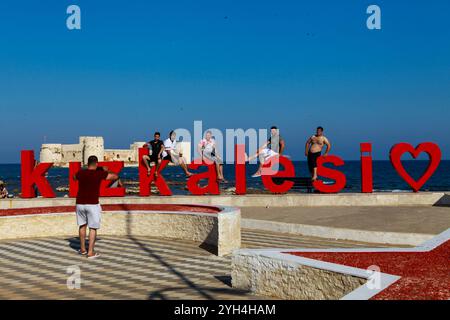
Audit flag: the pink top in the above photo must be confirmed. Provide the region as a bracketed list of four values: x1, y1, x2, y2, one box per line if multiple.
[199, 138, 215, 149]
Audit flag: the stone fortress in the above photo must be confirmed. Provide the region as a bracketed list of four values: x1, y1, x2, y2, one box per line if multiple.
[39, 136, 191, 167]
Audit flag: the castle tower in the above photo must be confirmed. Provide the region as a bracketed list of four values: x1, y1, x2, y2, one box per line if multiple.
[80, 136, 104, 165]
[40, 144, 63, 163]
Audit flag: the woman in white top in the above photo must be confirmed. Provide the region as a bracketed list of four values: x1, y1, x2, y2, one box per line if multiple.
[197, 131, 225, 182]
[163, 131, 193, 177]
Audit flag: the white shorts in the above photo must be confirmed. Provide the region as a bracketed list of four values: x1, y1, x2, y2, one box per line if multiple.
[169, 151, 182, 165]
[76, 204, 102, 229]
[260, 148, 278, 161]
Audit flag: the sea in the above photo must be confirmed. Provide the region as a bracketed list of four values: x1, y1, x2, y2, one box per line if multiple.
[0, 161, 449, 197]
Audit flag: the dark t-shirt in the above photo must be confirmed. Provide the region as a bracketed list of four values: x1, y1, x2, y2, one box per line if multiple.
[268, 135, 284, 153]
[75, 169, 108, 205]
[149, 139, 164, 158]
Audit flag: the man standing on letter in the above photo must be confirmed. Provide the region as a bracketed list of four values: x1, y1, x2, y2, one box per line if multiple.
[305, 126, 331, 181]
[74, 156, 118, 259]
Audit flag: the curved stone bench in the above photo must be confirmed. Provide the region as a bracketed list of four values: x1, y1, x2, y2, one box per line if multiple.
[0, 204, 241, 256]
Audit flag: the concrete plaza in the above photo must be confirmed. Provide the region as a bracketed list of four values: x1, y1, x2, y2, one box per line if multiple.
[0, 229, 386, 300]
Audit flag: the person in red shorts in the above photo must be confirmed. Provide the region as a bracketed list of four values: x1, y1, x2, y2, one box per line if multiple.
[74, 155, 118, 259]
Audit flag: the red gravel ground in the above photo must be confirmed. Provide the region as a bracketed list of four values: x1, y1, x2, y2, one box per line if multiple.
[0, 203, 221, 217]
[287, 240, 450, 300]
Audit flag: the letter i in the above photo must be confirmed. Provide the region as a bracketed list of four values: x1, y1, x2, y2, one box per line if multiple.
[235, 144, 246, 194]
[360, 143, 373, 193]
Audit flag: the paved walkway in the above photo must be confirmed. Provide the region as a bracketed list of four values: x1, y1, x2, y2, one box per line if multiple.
[241, 206, 450, 234]
[0, 230, 386, 300]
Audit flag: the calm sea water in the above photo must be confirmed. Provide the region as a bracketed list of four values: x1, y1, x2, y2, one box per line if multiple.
[1, 161, 449, 196]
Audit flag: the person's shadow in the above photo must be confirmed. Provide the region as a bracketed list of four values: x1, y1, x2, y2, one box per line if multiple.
[67, 236, 102, 253]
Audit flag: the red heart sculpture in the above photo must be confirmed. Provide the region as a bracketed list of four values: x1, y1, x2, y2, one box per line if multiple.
[390, 142, 441, 192]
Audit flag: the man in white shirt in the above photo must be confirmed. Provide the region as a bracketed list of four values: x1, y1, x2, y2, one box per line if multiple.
[162, 131, 193, 177]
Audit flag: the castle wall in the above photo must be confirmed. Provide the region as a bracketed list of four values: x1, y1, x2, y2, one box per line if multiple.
[40, 144, 63, 163]
[104, 149, 133, 163]
[61, 144, 83, 164]
[39, 137, 191, 167]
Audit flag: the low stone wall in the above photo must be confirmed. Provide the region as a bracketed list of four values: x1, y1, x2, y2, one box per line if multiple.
[0, 192, 446, 210]
[232, 249, 366, 300]
[0, 205, 241, 256]
[232, 229, 450, 300]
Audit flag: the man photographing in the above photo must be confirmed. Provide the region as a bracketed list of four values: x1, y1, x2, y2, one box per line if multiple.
[74, 155, 118, 259]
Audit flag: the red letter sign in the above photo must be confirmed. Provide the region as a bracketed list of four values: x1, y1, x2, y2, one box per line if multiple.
[138, 148, 172, 196]
[98, 161, 125, 197]
[390, 142, 441, 192]
[69, 162, 82, 197]
[69, 161, 125, 197]
[235, 144, 246, 195]
[313, 155, 346, 193]
[21, 150, 55, 198]
[187, 159, 220, 195]
[360, 143, 373, 193]
[261, 155, 295, 194]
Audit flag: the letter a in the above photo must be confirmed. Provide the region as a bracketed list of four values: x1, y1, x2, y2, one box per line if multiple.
[366, 5, 381, 30]
[66, 5, 81, 30]
[187, 159, 220, 195]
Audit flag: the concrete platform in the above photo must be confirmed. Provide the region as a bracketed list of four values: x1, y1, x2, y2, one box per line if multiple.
[242, 206, 450, 234]
[240, 205, 450, 245]
[0, 230, 385, 300]
[1, 192, 449, 210]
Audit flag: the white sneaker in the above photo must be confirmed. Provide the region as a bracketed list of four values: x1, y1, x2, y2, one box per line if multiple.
[251, 172, 261, 178]
[87, 252, 101, 259]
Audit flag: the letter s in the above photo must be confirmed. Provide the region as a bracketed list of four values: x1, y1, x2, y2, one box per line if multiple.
[313, 155, 346, 193]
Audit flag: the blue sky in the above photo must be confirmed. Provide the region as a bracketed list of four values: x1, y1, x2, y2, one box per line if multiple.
[0, 0, 449, 162]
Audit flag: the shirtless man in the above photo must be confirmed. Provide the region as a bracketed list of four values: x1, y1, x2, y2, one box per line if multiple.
[305, 126, 331, 181]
